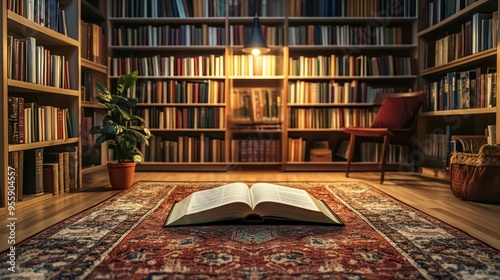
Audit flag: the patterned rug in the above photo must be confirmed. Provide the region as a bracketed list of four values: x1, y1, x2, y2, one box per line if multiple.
[1, 181, 499, 279]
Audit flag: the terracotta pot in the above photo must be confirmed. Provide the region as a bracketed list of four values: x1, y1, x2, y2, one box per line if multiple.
[107, 162, 136, 189]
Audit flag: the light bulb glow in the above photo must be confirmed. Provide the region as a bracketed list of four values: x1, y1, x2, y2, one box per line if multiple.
[252, 49, 261, 55]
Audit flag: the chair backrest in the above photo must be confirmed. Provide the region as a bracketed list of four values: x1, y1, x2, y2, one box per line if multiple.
[370, 91, 425, 130]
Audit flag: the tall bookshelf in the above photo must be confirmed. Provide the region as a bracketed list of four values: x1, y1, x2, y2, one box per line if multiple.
[0, 0, 81, 214]
[80, 0, 109, 173]
[106, 0, 419, 172]
[418, 0, 499, 173]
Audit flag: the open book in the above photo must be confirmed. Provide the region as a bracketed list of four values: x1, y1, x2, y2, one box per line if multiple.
[164, 182, 344, 226]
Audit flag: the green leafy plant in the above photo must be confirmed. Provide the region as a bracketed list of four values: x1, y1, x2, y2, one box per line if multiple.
[90, 71, 151, 163]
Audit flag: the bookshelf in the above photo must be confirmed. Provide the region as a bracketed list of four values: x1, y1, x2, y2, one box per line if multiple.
[105, 0, 418, 172]
[1, 0, 81, 214]
[418, 0, 499, 172]
[81, 0, 109, 173]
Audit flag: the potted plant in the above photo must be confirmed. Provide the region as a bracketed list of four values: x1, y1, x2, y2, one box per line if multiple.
[90, 70, 151, 189]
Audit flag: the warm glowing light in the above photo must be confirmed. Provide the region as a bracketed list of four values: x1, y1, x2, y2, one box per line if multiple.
[251, 49, 261, 55]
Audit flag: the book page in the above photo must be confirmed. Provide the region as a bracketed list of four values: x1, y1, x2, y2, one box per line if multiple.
[186, 182, 251, 214]
[249, 183, 318, 211]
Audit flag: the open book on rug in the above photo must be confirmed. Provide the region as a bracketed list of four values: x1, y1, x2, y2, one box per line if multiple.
[164, 182, 344, 226]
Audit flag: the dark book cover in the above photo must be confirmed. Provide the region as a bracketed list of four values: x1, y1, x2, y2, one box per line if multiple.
[23, 148, 44, 195]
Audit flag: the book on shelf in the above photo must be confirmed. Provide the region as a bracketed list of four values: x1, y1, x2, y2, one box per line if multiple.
[23, 148, 44, 195]
[450, 135, 488, 154]
[164, 182, 344, 227]
[43, 163, 59, 195]
[487, 125, 497, 145]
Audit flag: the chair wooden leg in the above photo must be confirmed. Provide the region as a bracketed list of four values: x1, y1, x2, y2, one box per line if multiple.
[345, 135, 356, 178]
[379, 135, 389, 183]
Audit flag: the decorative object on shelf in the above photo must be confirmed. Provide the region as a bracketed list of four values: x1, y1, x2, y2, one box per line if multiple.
[242, 15, 270, 55]
[91, 70, 151, 189]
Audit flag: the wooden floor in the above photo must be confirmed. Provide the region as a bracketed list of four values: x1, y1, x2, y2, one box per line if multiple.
[1, 170, 499, 252]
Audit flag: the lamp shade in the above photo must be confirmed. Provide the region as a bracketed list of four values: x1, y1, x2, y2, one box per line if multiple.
[242, 16, 270, 55]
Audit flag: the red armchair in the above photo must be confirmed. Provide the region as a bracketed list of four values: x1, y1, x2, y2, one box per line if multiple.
[342, 91, 425, 183]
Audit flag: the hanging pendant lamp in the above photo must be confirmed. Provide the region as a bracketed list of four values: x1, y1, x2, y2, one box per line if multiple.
[242, 15, 270, 55]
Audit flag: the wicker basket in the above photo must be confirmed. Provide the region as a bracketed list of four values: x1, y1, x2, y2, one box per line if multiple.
[449, 144, 500, 203]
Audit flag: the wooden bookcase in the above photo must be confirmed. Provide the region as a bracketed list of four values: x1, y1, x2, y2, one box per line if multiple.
[417, 0, 499, 172]
[80, 0, 109, 173]
[105, 0, 419, 172]
[0, 0, 81, 214]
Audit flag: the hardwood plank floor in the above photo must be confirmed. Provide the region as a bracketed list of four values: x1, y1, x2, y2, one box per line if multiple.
[1, 170, 499, 253]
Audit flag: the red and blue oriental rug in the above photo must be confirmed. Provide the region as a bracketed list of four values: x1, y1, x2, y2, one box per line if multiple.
[1, 181, 499, 279]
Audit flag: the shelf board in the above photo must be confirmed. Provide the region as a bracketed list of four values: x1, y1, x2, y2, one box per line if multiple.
[288, 44, 417, 51]
[284, 162, 405, 172]
[419, 107, 496, 116]
[287, 75, 417, 80]
[9, 138, 79, 152]
[7, 10, 78, 46]
[109, 45, 226, 51]
[81, 101, 104, 109]
[135, 162, 227, 171]
[420, 48, 497, 77]
[82, 164, 107, 174]
[109, 75, 226, 80]
[287, 128, 343, 132]
[137, 103, 226, 107]
[227, 16, 286, 24]
[8, 80, 80, 96]
[288, 103, 376, 107]
[149, 128, 226, 133]
[287, 16, 417, 23]
[81, 58, 108, 74]
[229, 76, 286, 79]
[108, 17, 226, 24]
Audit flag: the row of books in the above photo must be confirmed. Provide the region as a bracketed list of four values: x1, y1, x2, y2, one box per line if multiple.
[230, 25, 284, 46]
[130, 80, 225, 104]
[81, 20, 106, 65]
[288, 25, 404, 46]
[424, 126, 497, 163]
[7, 147, 78, 201]
[289, 108, 375, 129]
[230, 139, 281, 162]
[81, 69, 107, 102]
[8, 98, 73, 144]
[111, 24, 226, 46]
[7, 36, 72, 89]
[8, 0, 68, 36]
[432, 11, 498, 68]
[142, 135, 225, 162]
[356, 142, 410, 163]
[289, 54, 417, 77]
[231, 88, 281, 123]
[229, 0, 286, 17]
[288, 0, 416, 17]
[420, 0, 481, 30]
[137, 107, 226, 129]
[111, 54, 225, 77]
[423, 68, 497, 111]
[231, 55, 281, 76]
[288, 81, 410, 104]
[111, 0, 227, 18]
